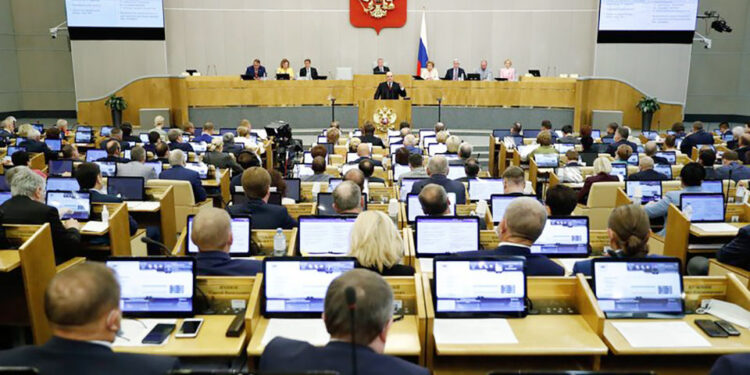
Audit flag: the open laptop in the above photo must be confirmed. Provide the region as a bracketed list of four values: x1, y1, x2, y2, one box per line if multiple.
[317, 192, 367, 214]
[44, 139, 62, 152]
[534, 153, 559, 168]
[400, 177, 426, 201]
[106, 257, 196, 317]
[701, 180, 724, 194]
[433, 256, 527, 318]
[447, 164, 466, 180]
[493, 129, 511, 138]
[680, 193, 725, 223]
[139, 133, 150, 144]
[94, 161, 117, 177]
[627, 153, 639, 166]
[144, 161, 163, 176]
[610, 163, 628, 179]
[393, 163, 410, 181]
[414, 216, 480, 269]
[428, 143, 447, 156]
[74, 131, 92, 144]
[626, 180, 663, 204]
[284, 178, 301, 202]
[407, 193, 456, 222]
[100, 126, 113, 137]
[468, 179, 504, 201]
[294, 164, 314, 178]
[653, 164, 673, 179]
[531, 216, 590, 257]
[298, 216, 357, 256]
[554, 143, 575, 154]
[85, 149, 107, 162]
[466, 73, 481, 81]
[48, 160, 73, 176]
[46, 191, 91, 220]
[528, 70, 541, 77]
[328, 178, 342, 193]
[46, 177, 80, 192]
[491, 194, 536, 223]
[593, 258, 684, 318]
[0, 191, 11, 205]
[185, 162, 209, 179]
[262, 257, 356, 318]
[107, 176, 146, 201]
[655, 151, 676, 165]
[189, 142, 207, 153]
[186, 215, 251, 256]
[4, 146, 25, 162]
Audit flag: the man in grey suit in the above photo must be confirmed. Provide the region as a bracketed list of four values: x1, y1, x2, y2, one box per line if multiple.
[301, 156, 331, 182]
[117, 146, 157, 181]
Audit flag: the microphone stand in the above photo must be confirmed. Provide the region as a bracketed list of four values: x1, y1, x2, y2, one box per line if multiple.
[437, 97, 443, 123]
[329, 96, 337, 122]
[141, 236, 171, 256]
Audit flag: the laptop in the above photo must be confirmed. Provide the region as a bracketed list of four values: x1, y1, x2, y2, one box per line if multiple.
[447, 164, 466, 180]
[389, 143, 404, 155]
[294, 164, 314, 178]
[393, 163, 410, 181]
[262, 257, 356, 318]
[428, 143, 447, 156]
[46, 177, 80, 192]
[144, 161, 163, 176]
[415, 216, 479, 257]
[642, 131, 658, 140]
[466, 73, 481, 81]
[601, 137, 615, 145]
[4, 146, 25, 162]
[304, 152, 329, 164]
[433, 256, 527, 318]
[400, 177, 426, 201]
[610, 163, 628, 179]
[531, 216, 590, 257]
[76, 125, 92, 133]
[653, 164, 673, 179]
[284, 178, 301, 202]
[627, 153, 639, 166]
[232, 192, 249, 206]
[493, 129, 511, 138]
[139, 133, 150, 144]
[31, 123, 44, 133]
[554, 143, 575, 154]
[0, 175, 9, 191]
[592, 258, 684, 318]
[626, 180, 663, 204]
[701, 180, 724, 194]
[468, 179, 504, 201]
[45, 191, 91, 220]
[185, 162, 208, 179]
[186, 215, 251, 256]
[107, 176, 146, 201]
[407, 193, 455, 222]
[106, 257, 196, 317]
[317, 192, 367, 214]
[44, 139, 62, 151]
[696, 144, 715, 152]
[85, 149, 107, 162]
[327, 178, 342, 193]
[298, 216, 357, 255]
[98, 126, 112, 137]
[276, 73, 290, 80]
[0, 191, 11, 205]
[491, 194, 536, 223]
[528, 70, 541, 77]
[189, 142, 207, 153]
[74, 131, 92, 144]
[268, 191, 282, 205]
[95, 161, 117, 177]
[48, 160, 73, 176]
[680, 193, 725, 223]
[534, 153, 559, 168]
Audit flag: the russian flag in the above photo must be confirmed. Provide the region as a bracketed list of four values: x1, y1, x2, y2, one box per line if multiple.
[417, 12, 428, 76]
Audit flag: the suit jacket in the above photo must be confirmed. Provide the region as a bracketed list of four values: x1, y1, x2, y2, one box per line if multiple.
[19, 139, 57, 161]
[301, 173, 331, 183]
[628, 168, 669, 181]
[652, 155, 670, 165]
[0, 336, 179, 375]
[245, 65, 267, 78]
[168, 141, 194, 153]
[445, 67, 466, 80]
[196, 251, 262, 276]
[557, 135, 580, 144]
[356, 261, 415, 276]
[462, 244, 564, 276]
[716, 163, 750, 182]
[710, 353, 750, 375]
[359, 134, 385, 147]
[680, 130, 715, 155]
[260, 337, 429, 375]
[373, 65, 390, 74]
[716, 225, 750, 271]
[117, 161, 157, 181]
[97, 155, 130, 164]
[704, 166, 721, 181]
[159, 166, 207, 203]
[0, 195, 81, 264]
[351, 156, 382, 167]
[737, 146, 750, 164]
[227, 198, 297, 229]
[298, 67, 319, 79]
[577, 173, 620, 204]
[373, 81, 407, 100]
[202, 151, 243, 175]
[605, 139, 639, 156]
[409, 174, 467, 204]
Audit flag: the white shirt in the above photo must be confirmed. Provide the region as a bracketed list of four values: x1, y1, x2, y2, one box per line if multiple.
[88, 340, 113, 349]
[497, 241, 531, 250]
[421, 69, 439, 80]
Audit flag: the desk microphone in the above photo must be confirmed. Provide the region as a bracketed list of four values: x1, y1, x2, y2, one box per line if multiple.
[345, 286, 358, 375]
[141, 236, 171, 256]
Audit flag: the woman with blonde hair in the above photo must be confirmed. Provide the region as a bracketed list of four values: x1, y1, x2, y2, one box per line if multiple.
[577, 156, 619, 203]
[202, 137, 243, 175]
[420, 61, 439, 80]
[326, 127, 341, 145]
[348, 211, 414, 275]
[445, 135, 461, 154]
[276, 58, 295, 79]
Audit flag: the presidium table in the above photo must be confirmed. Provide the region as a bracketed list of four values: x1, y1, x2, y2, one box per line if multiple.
[77, 75, 683, 132]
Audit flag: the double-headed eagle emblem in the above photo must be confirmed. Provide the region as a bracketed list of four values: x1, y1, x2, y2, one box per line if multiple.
[373, 107, 397, 132]
[359, 0, 395, 19]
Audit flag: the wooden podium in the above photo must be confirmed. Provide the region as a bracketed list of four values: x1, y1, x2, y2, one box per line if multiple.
[358, 99, 412, 133]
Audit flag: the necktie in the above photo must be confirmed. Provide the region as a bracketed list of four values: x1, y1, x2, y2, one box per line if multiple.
[254, 69, 258, 79]
[453, 68, 458, 80]
[388, 82, 392, 90]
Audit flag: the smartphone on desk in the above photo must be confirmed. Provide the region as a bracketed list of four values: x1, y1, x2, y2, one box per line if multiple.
[142, 323, 176, 344]
[175, 318, 204, 338]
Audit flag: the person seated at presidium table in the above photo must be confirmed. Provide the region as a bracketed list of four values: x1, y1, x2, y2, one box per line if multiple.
[245, 58, 266, 80]
[276, 58, 295, 79]
[499, 58, 516, 81]
[193, 207, 261, 276]
[298, 58, 319, 80]
[475, 59, 493, 81]
[228, 167, 297, 229]
[374, 72, 407, 100]
[445, 58, 466, 80]
[420, 60, 439, 80]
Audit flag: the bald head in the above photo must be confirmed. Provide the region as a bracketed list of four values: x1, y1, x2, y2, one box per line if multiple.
[344, 168, 365, 192]
[418, 184, 449, 215]
[644, 141, 658, 156]
[333, 180, 362, 214]
[191, 208, 232, 252]
[639, 156, 654, 171]
[356, 143, 371, 158]
[426, 155, 449, 176]
[501, 197, 547, 243]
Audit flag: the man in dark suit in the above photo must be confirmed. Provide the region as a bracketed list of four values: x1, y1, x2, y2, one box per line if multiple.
[680, 121, 715, 155]
[167, 128, 194, 153]
[373, 57, 390, 74]
[444, 59, 466, 80]
[259, 269, 429, 375]
[409, 155, 467, 204]
[332, 181, 363, 216]
[0, 262, 179, 374]
[605, 126, 638, 157]
[698, 149, 720, 180]
[350, 143, 383, 167]
[158, 149, 207, 203]
[456, 158, 480, 182]
[373, 72, 407, 100]
[711, 353, 750, 374]
[716, 224, 750, 271]
[154, 142, 170, 164]
[245, 58, 266, 80]
[18, 128, 57, 162]
[298, 58, 319, 80]
[143, 131, 161, 156]
[99, 127, 129, 150]
[359, 122, 385, 147]
[463, 197, 564, 276]
[120, 122, 141, 143]
[227, 167, 297, 229]
[737, 134, 750, 164]
[359, 158, 384, 184]
[97, 140, 130, 163]
[193, 207, 261, 275]
[0, 167, 82, 264]
[231, 151, 261, 193]
[628, 156, 669, 181]
[643, 141, 669, 165]
[716, 150, 750, 182]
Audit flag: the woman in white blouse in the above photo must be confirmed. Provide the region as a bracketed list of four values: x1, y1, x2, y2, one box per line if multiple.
[499, 59, 516, 81]
[420, 61, 440, 80]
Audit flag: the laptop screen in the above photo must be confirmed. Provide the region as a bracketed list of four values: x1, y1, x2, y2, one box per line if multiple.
[0, 191, 11, 205]
[107, 258, 195, 317]
[415, 217, 479, 257]
[653, 164, 673, 179]
[185, 163, 208, 179]
[46, 177, 80, 192]
[284, 178, 301, 202]
[400, 178, 426, 201]
[299, 216, 357, 255]
[593, 259, 683, 316]
[534, 153, 559, 168]
[186, 215, 251, 255]
[316, 193, 335, 215]
[493, 129, 511, 138]
[393, 164, 410, 181]
[75, 131, 92, 143]
[655, 151, 676, 165]
[627, 153, 639, 166]
[44, 139, 62, 151]
[100, 126, 113, 137]
[626, 180, 663, 204]
[327, 178, 342, 193]
[295, 164, 314, 178]
[144, 161, 163, 176]
[407, 193, 455, 222]
[447, 165, 466, 180]
[86, 149, 107, 162]
[262, 258, 356, 317]
[491, 194, 535, 223]
[46, 191, 90, 220]
[531, 217, 589, 257]
[189, 142, 207, 153]
[701, 180, 723, 194]
[591, 129, 601, 139]
[95, 161, 117, 177]
[0, 175, 9, 191]
[434, 257, 526, 317]
[107, 177, 145, 201]
[554, 143, 575, 154]
[139, 133, 150, 144]
[469, 179, 504, 201]
[680, 193, 725, 223]
[48, 160, 73, 176]
[610, 164, 628, 179]
[428, 143, 447, 156]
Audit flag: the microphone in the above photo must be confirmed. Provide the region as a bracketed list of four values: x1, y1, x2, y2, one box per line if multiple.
[345, 286, 357, 375]
[141, 236, 171, 256]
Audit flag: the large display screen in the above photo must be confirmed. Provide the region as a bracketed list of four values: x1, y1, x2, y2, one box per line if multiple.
[598, 0, 699, 43]
[66, 0, 165, 40]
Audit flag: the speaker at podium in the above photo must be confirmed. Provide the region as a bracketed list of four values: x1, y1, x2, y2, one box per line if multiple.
[358, 99, 412, 134]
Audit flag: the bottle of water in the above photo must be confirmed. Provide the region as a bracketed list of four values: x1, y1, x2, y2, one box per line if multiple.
[273, 228, 286, 257]
[683, 204, 693, 221]
[311, 182, 321, 202]
[101, 205, 109, 224]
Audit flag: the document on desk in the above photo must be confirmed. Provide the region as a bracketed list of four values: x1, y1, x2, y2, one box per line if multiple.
[126, 201, 160, 211]
[433, 319, 518, 345]
[612, 322, 710, 348]
[692, 223, 739, 235]
[262, 319, 330, 347]
[81, 221, 108, 233]
[113, 319, 177, 347]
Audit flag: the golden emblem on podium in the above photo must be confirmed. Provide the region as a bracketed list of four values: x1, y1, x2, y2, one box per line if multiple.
[373, 106, 397, 132]
[359, 0, 395, 19]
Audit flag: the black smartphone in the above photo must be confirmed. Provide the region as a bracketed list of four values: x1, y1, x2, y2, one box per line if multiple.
[141, 323, 176, 344]
[695, 319, 729, 338]
[716, 320, 741, 336]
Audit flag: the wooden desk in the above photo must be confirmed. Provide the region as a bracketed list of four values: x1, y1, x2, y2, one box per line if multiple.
[133, 185, 177, 250]
[689, 222, 747, 237]
[0, 250, 20, 272]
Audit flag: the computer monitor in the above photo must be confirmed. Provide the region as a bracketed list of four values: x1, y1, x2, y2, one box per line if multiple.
[186, 215, 251, 256]
[46, 177, 80, 192]
[421, 136, 437, 148]
[393, 163, 410, 181]
[346, 152, 358, 163]
[531, 216, 590, 257]
[696, 144, 715, 152]
[304, 152, 329, 164]
[433, 256, 527, 318]
[189, 142, 207, 153]
[268, 192, 282, 205]
[534, 153, 559, 168]
[490, 194, 536, 223]
[31, 123, 43, 133]
[400, 177, 426, 201]
[122, 150, 131, 160]
[680, 193, 725, 223]
[389, 143, 404, 155]
[284, 178, 301, 202]
[626, 180, 663, 204]
[317, 192, 367, 215]
[139, 133, 150, 144]
[219, 128, 235, 136]
[414, 216, 479, 257]
[593, 258, 683, 318]
[4, 146, 25, 162]
[262, 257, 356, 318]
[0, 175, 9, 191]
[99, 126, 113, 137]
[327, 178, 342, 193]
[591, 129, 601, 139]
[407, 193, 455, 222]
[468, 179, 504, 201]
[554, 143, 575, 154]
[85, 149, 107, 162]
[144, 161, 163, 176]
[507, 135, 524, 147]
[428, 143, 447, 156]
[601, 137, 615, 144]
[627, 153, 639, 166]
[95, 161, 117, 177]
[294, 164, 314, 178]
[298, 216, 357, 255]
[0, 191, 11, 205]
[642, 131, 658, 140]
[45, 191, 91, 220]
[447, 164, 466, 180]
[48, 160, 73, 176]
[107, 176, 145, 201]
[74, 131, 92, 144]
[653, 164, 673, 179]
[610, 163, 628, 179]
[185, 162, 208, 179]
[106, 257, 196, 317]
[701, 180, 724, 194]
[76, 125, 92, 133]
[44, 139, 62, 151]
[523, 129, 541, 139]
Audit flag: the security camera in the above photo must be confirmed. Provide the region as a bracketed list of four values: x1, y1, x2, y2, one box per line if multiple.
[49, 27, 58, 39]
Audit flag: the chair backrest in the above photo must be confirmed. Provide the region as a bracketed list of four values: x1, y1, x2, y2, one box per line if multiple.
[586, 181, 624, 207]
[147, 179, 196, 206]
